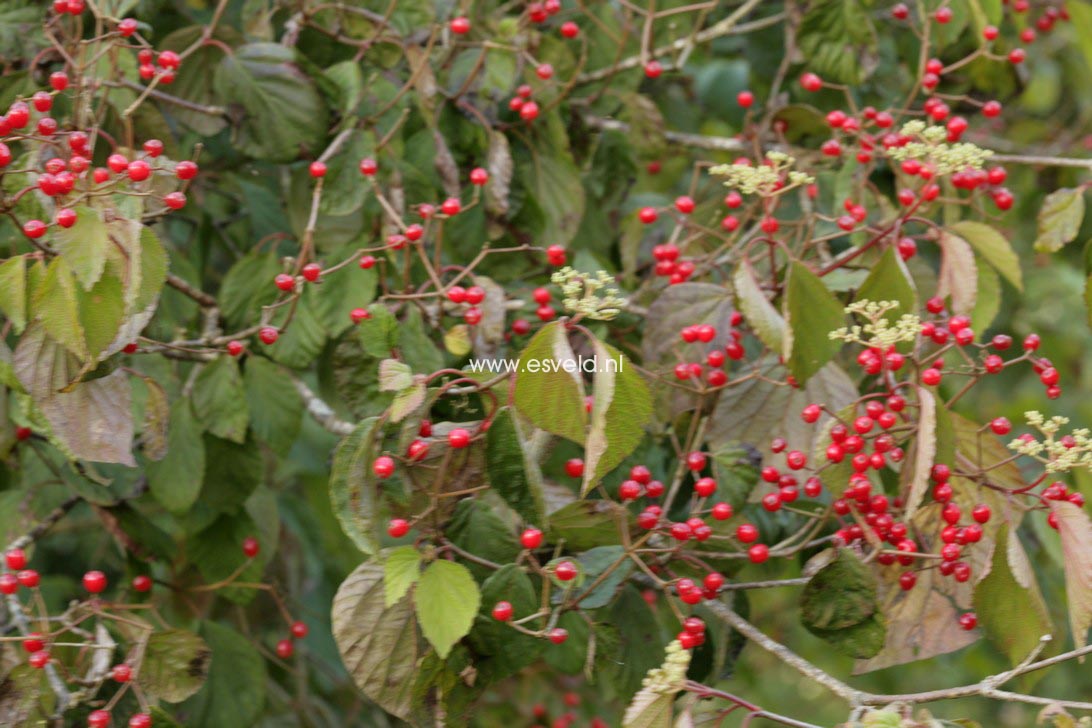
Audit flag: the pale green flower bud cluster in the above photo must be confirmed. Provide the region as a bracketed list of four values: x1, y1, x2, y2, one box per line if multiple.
[829, 300, 920, 349]
[1008, 411, 1092, 473]
[551, 267, 627, 320]
[639, 640, 691, 694]
[887, 121, 994, 176]
[710, 151, 815, 196]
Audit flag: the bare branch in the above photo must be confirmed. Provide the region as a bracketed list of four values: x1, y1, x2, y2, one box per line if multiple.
[290, 375, 355, 436]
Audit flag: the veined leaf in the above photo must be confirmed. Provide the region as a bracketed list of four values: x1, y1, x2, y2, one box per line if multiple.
[783, 261, 845, 384]
[1035, 187, 1086, 253]
[415, 560, 480, 659]
[902, 386, 937, 521]
[192, 357, 250, 444]
[1049, 501, 1092, 650]
[51, 206, 110, 291]
[0, 256, 27, 333]
[949, 221, 1023, 290]
[734, 261, 785, 355]
[513, 322, 587, 444]
[856, 246, 918, 318]
[485, 407, 547, 525]
[383, 546, 422, 608]
[329, 418, 382, 555]
[937, 230, 979, 315]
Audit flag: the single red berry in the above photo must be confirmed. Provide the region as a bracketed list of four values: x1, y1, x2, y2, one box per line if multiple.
[128, 715, 151, 728]
[674, 196, 695, 214]
[22, 220, 47, 239]
[118, 17, 137, 35]
[564, 459, 584, 478]
[800, 72, 822, 92]
[536, 63, 553, 80]
[934, 7, 952, 23]
[291, 621, 308, 639]
[6, 549, 26, 570]
[22, 634, 44, 653]
[301, 263, 322, 282]
[959, 612, 977, 630]
[242, 536, 260, 558]
[748, 544, 769, 563]
[448, 428, 471, 448]
[638, 206, 658, 224]
[737, 90, 754, 108]
[175, 160, 198, 180]
[644, 60, 663, 79]
[1008, 48, 1026, 64]
[127, 159, 151, 182]
[164, 192, 186, 210]
[387, 518, 410, 538]
[275, 639, 294, 659]
[274, 274, 295, 292]
[519, 100, 539, 121]
[259, 327, 279, 345]
[309, 161, 327, 178]
[548, 628, 568, 644]
[554, 561, 577, 581]
[29, 651, 50, 669]
[469, 167, 489, 185]
[560, 21, 579, 38]
[112, 664, 132, 683]
[132, 575, 152, 592]
[892, 3, 909, 19]
[492, 601, 513, 621]
[450, 16, 470, 34]
[686, 452, 707, 471]
[359, 158, 378, 176]
[520, 528, 543, 549]
[83, 570, 107, 594]
[17, 570, 39, 588]
[0, 574, 19, 594]
[736, 523, 758, 543]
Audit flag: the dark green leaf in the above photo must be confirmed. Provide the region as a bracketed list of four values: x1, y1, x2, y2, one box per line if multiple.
[141, 629, 211, 703]
[485, 407, 546, 526]
[797, 0, 878, 84]
[801, 550, 878, 631]
[514, 322, 587, 444]
[244, 357, 302, 450]
[548, 500, 629, 551]
[469, 564, 545, 683]
[181, 621, 267, 725]
[147, 400, 205, 514]
[784, 261, 845, 383]
[329, 418, 382, 555]
[51, 206, 109, 291]
[856, 246, 918, 320]
[192, 356, 249, 444]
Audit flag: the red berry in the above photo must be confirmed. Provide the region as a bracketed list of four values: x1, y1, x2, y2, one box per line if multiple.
[6, 549, 26, 570]
[128, 715, 151, 728]
[521, 528, 543, 549]
[959, 612, 977, 630]
[274, 273, 295, 292]
[309, 161, 327, 178]
[469, 167, 489, 185]
[242, 536, 260, 558]
[1009, 48, 1026, 65]
[118, 17, 137, 35]
[112, 664, 132, 683]
[554, 561, 577, 581]
[175, 160, 198, 180]
[387, 518, 410, 538]
[17, 570, 39, 588]
[492, 601, 513, 621]
[450, 16, 470, 34]
[29, 651, 50, 669]
[674, 196, 694, 214]
[22, 220, 47, 239]
[164, 192, 186, 210]
[259, 327, 279, 345]
[127, 159, 150, 182]
[736, 523, 758, 543]
[448, 428, 471, 448]
[560, 21, 579, 38]
[83, 570, 107, 593]
[934, 7, 952, 23]
[748, 544, 769, 563]
[644, 60, 663, 79]
[737, 90, 754, 108]
[359, 158, 378, 176]
[800, 72, 822, 92]
[275, 639, 294, 659]
[548, 628, 568, 644]
[301, 263, 321, 282]
[132, 575, 152, 592]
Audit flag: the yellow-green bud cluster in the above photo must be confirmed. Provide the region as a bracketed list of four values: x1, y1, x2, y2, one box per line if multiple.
[710, 151, 815, 196]
[887, 121, 993, 176]
[829, 300, 920, 349]
[551, 267, 627, 320]
[1009, 411, 1092, 473]
[639, 640, 691, 694]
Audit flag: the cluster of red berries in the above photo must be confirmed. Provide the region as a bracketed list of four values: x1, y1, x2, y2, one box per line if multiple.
[508, 286, 557, 337]
[893, 1, 1067, 56]
[525, 0, 563, 25]
[525, 692, 609, 728]
[672, 319, 746, 386]
[508, 83, 541, 123]
[1, 76, 197, 240]
[1043, 482, 1086, 528]
[88, 710, 152, 728]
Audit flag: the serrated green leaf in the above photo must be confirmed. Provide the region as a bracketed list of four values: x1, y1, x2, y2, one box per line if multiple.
[801, 550, 878, 631]
[332, 560, 421, 720]
[181, 621, 267, 724]
[0, 256, 27, 332]
[783, 261, 845, 384]
[219, 250, 282, 329]
[147, 400, 205, 513]
[329, 418, 382, 554]
[244, 357, 302, 450]
[384, 546, 422, 608]
[213, 43, 328, 161]
[1035, 188, 1086, 253]
[378, 359, 413, 392]
[856, 246, 918, 319]
[734, 261, 785, 355]
[415, 560, 480, 659]
[797, 0, 878, 84]
[548, 500, 629, 551]
[192, 356, 249, 444]
[141, 629, 210, 703]
[974, 524, 1055, 666]
[485, 408, 547, 526]
[51, 206, 110, 291]
[583, 337, 652, 494]
[358, 303, 399, 358]
[268, 293, 327, 369]
[949, 221, 1023, 290]
[514, 322, 587, 444]
[34, 258, 88, 360]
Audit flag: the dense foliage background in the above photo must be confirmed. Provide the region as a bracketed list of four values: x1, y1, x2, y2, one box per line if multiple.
[1, 0, 1092, 726]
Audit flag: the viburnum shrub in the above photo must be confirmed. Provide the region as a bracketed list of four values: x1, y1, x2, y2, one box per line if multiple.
[0, 1, 1091, 727]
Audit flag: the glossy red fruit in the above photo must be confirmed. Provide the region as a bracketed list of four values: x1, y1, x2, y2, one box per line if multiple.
[799, 72, 822, 92]
[112, 664, 132, 683]
[6, 549, 26, 570]
[89, 710, 111, 728]
[132, 575, 152, 592]
[225, 340, 245, 357]
[301, 263, 322, 282]
[128, 715, 151, 728]
[164, 192, 186, 210]
[686, 452, 707, 471]
[959, 612, 977, 630]
[83, 570, 107, 593]
[23, 634, 45, 653]
[175, 160, 198, 180]
[242, 536, 260, 558]
[258, 327, 279, 345]
[736, 523, 758, 543]
[748, 544, 769, 563]
[554, 561, 577, 581]
[17, 570, 39, 588]
[520, 528, 543, 549]
[275, 273, 295, 291]
[450, 16, 470, 34]
[448, 428, 471, 448]
[118, 17, 137, 35]
[387, 518, 410, 538]
[560, 21, 579, 38]
[22, 220, 47, 239]
[29, 651, 50, 669]
[492, 601, 513, 621]
[127, 159, 151, 181]
[359, 158, 378, 176]
[548, 628, 568, 644]
[291, 621, 309, 639]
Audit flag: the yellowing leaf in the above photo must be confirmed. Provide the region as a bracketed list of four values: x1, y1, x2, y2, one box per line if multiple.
[415, 560, 480, 659]
[1035, 188, 1086, 253]
[1050, 501, 1092, 651]
[734, 261, 785, 355]
[949, 220, 1023, 290]
[937, 230, 979, 315]
[902, 386, 937, 521]
[513, 322, 587, 444]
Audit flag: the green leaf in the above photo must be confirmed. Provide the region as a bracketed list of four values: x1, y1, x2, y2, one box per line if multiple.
[543, 610, 590, 675]
[734, 261, 786, 355]
[76, 272, 126, 361]
[485, 407, 547, 526]
[949, 221, 1023, 290]
[518, 147, 585, 247]
[319, 130, 373, 215]
[901, 386, 938, 521]
[808, 613, 886, 659]
[51, 206, 109, 291]
[181, 621, 267, 725]
[268, 293, 327, 369]
[415, 560, 481, 659]
[139, 377, 169, 461]
[378, 359, 413, 392]
[513, 322, 587, 444]
[801, 550, 878, 631]
[938, 229, 979, 316]
[200, 434, 263, 514]
[974, 525, 1055, 666]
[192, 356, 250, 444]
[399, 306, 445, 375]
[307, 260, 375, 338]
[384, 546, 422, 608]
[572, 545, 632, 609]
[189, 511, 268, 604]
[329, 418, 382, 555]
[0, 256, 27, 332]
[1048, 501, 1092, 650]
[140, 629, 211, 703]
[856, 246, 918, 318]
[332, 560, 422, 720]
[34, 258, 88, 360]
[147, 401, 205, 513]
[243, 357, 302, 451]
[1035, 187, 1086, 253]
[797, 0, 878, 85]
[583, 337, 652, 493]
[213, 43, 329, 161]
[972, 263, 1001, 333]
[219, 250, 281, 329]
[783, 261, 845, 384]
[13, 324, 135, 465]
[548, 500, 629, 551]
[710, 444, 761, 511]
[641, 282, 739, 366]
[447, 499, 521, 582]
[357, 303, 399, 358]
[469, 564, 545, 683]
